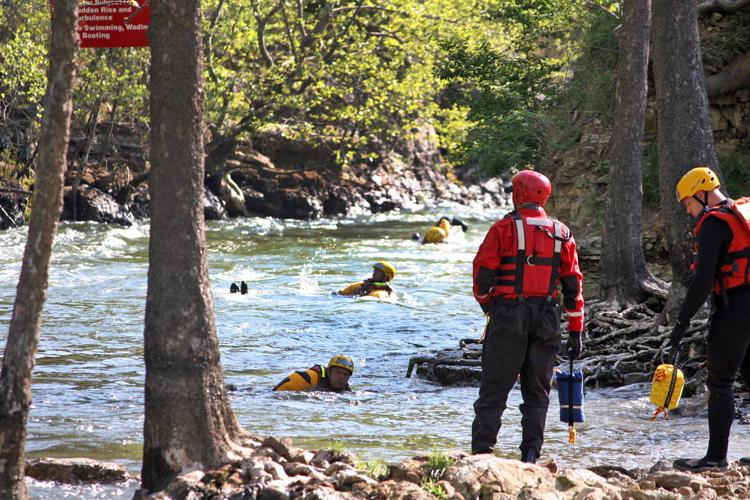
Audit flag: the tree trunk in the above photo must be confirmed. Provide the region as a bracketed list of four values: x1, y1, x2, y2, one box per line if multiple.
[600, 0, 656, 305]
[651, 0, 719, 321]
[0, 1, 78, 497]
[141, 0, 248, 492]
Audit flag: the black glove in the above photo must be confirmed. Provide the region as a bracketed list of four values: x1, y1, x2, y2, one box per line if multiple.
[451, 217, 468, 232]
[668, 321, 687, 364]
[567, 331, 582, 360]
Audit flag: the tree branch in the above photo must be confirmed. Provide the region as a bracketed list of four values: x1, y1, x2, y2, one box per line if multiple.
[698, 0, 750, 15]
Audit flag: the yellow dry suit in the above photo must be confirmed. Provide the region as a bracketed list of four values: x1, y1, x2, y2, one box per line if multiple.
[273, 364, 351, 392]
[422, 217, 468, 244]
[423, 217, 452, 244]
[273, 365, 326, 391]
[337, 280, 393, 298]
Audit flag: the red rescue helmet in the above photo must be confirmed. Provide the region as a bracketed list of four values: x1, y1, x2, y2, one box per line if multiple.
[511, 170, 552, 207]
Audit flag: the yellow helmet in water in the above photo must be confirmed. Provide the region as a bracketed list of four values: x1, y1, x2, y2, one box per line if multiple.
[675, 166, 720, 202]
[373, 261, 397, 280]
[328, 354, 355, 375]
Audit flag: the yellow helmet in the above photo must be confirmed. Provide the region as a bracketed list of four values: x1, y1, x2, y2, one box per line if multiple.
[675, 167, 720, 202]
[328, 354, 355, 375]
[373, 261, 397, 280]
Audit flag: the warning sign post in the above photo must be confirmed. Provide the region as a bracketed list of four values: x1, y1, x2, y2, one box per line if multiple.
[76, 0, 150, 48]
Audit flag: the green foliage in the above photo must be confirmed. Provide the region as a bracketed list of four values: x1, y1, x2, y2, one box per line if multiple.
[74, 49, 149, 129]
[0, 6, 49, 162]
[421, 477, 449, 499]
[556, 9, 619, 122]
[327, 441, 346, 455]
[718, 147, 750, 198]
[436, 0, 617, 175]
[357, 459, 389, 481]
[200, 0, 498, 167]
[642, 143, 661, 206]
[425, 446, 455, 481]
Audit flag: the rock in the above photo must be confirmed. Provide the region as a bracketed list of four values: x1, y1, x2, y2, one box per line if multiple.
[443, 455, 555, 498]
[264, 460, 289, 481]
[204, 186, 227, 220]
[325, 462, 353, 476]
[647, 470, 706, 491]
[0, 176, 28, 229]
[555, 468, 621, 497]
[282, 462, 329, 482]
[262, 436, 295, 461]
[62, 185, 134, 225]
[387, 457, 428, 484]
[356, 479, 435, 499]
[311, 449, 332, 468]
[164, 470, 205, 499]
[24, 457, 130, 484]
[331, 469, 377, 488]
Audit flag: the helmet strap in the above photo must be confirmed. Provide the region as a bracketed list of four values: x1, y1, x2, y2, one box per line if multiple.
[518, 202, 543, 210]
[692, 192, 709, 208]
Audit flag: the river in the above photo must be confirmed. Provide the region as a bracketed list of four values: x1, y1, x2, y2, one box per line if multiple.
[1, 205, 749, 498]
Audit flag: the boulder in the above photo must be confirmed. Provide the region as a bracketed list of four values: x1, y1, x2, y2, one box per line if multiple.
[443, 455, 555, 498]
[25, 457, 131, 484]
[0, 176, 27, 229]
[204, 186, 227, 220]
[62, 185, 134, 226]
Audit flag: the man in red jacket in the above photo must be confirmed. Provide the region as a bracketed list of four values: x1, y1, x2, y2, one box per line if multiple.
[471, 170, 584, 463]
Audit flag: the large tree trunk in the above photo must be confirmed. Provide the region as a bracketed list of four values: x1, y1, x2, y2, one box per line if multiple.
[141, 0, 248, 492]
[0, 1, 78, 497]
[600, 0, 658, 305]
[652, 0, 719, 322]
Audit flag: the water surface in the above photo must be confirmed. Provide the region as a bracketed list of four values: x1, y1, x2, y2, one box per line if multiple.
[1, 206, 748, 498]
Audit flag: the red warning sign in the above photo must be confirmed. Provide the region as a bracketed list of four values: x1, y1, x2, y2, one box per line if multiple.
[77, 0, 150, 48]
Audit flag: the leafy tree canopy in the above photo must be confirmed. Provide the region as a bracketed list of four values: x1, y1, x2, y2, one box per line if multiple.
[0, 0, 618, 175]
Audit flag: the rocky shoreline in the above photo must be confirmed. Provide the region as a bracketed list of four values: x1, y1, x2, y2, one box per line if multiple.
[0, 128, 510, 231]
[26, 436, 750, 499]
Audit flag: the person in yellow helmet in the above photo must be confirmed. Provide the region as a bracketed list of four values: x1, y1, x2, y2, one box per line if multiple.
[419, 216, 468, 244]
[670, 166, 750, 472]
[336, 261, 396, 298]
[273, 355, 355, 393]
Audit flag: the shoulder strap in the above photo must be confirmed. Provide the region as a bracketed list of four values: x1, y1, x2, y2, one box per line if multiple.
[511, 212, 526, 298]
[547, 221, 563, 298]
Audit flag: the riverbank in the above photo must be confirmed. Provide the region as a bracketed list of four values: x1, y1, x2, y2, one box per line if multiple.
[26, 436, 750, 499]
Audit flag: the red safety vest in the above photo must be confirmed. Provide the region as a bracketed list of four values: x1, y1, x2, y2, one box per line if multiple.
[693, 197, 750, 294]
[488, 212, 568, 298]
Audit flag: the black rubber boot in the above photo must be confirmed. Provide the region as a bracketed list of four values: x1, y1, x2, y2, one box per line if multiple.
[229, 283, 239, 293]
[673, 456, 728, 472]
[739, 457, 750, 466]
[521, 448, 538, 464]
[240, 281, 248, 294]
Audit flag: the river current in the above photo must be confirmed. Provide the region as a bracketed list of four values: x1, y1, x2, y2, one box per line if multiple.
[1, 204, 749, 498]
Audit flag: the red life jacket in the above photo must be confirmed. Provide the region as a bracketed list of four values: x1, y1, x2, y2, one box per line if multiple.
[692, 197, 750, 294]
[493, 212, 569, 299]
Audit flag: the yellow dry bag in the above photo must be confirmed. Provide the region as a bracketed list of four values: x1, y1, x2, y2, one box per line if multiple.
[650, 363, 685, 420]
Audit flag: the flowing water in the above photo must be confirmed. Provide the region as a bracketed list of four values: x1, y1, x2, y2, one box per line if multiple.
[2, 205, 750, 499]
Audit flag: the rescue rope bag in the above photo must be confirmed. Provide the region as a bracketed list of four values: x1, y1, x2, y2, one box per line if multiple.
[650, 363, 684, 420]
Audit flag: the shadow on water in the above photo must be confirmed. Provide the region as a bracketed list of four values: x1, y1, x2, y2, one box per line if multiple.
[0, 208, 748, 498]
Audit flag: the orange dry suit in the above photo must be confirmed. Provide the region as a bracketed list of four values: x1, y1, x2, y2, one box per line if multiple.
[273, 364, 350, 392]
[692, 198, 750, 296]
[472, 206, 584, 331]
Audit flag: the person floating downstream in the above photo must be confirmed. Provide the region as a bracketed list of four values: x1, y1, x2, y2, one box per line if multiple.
[336, 261, 396, 298]
[670, 166, 750, 472]
[273, 355, 355, 393]
[418, 216, 468, 244]
[471, 169, 584, 464]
